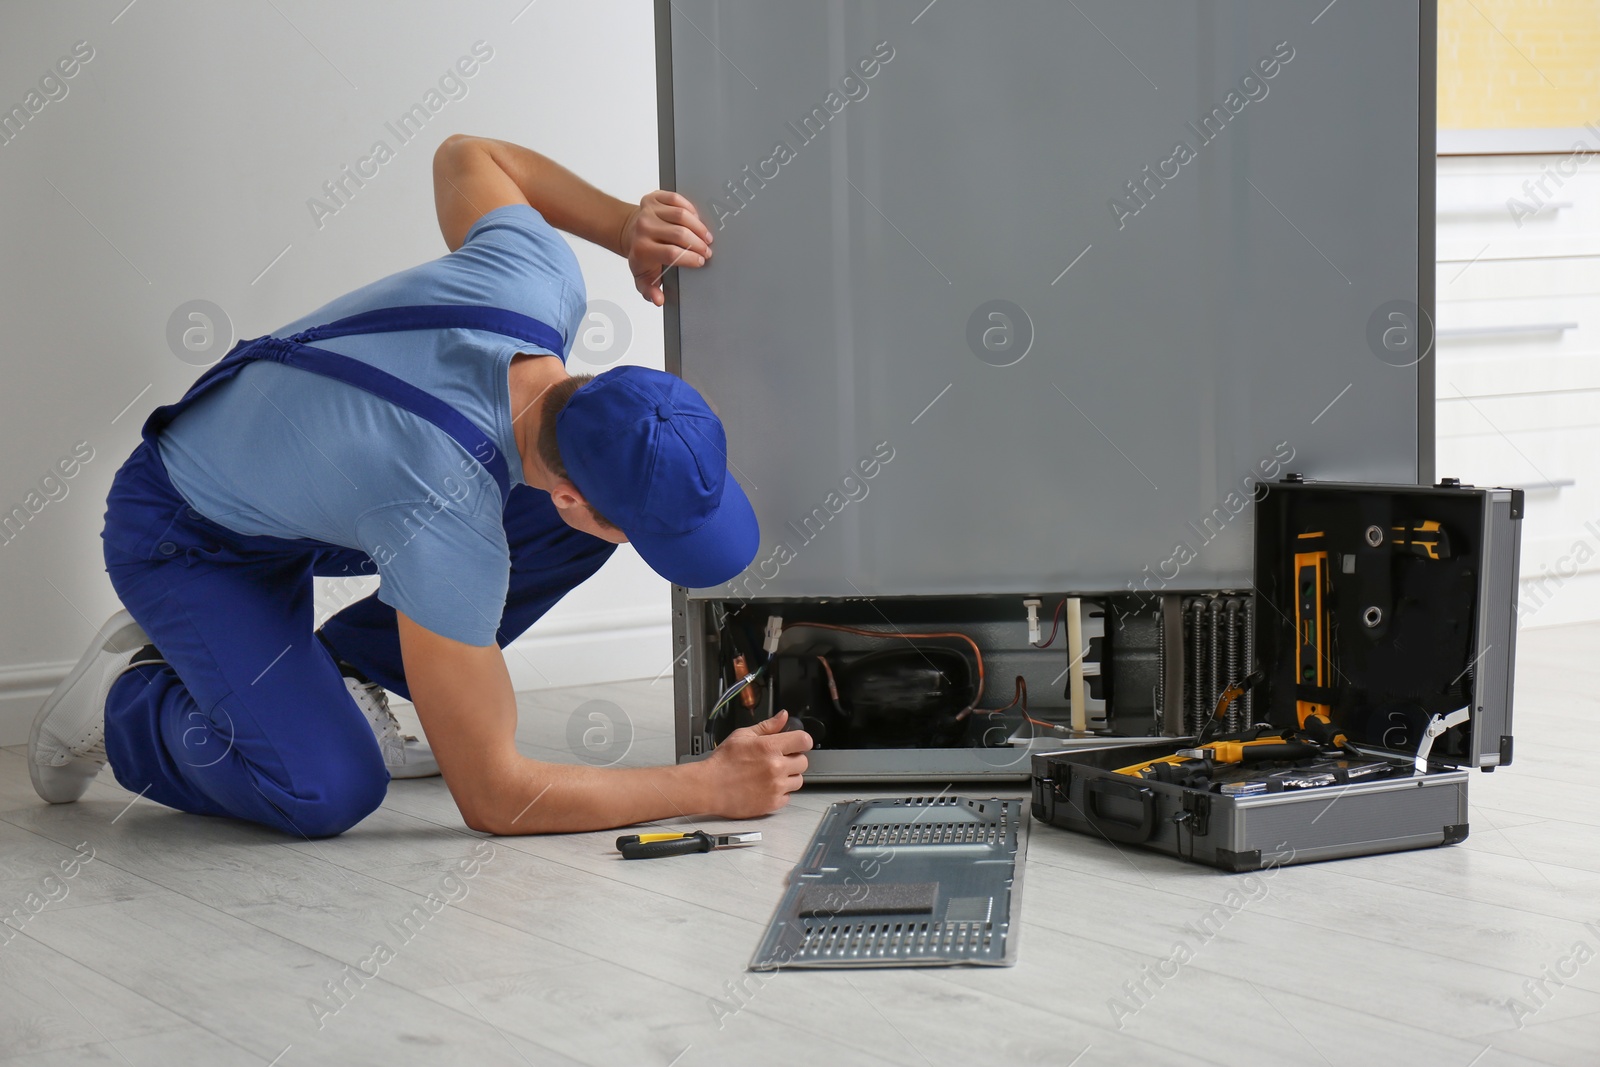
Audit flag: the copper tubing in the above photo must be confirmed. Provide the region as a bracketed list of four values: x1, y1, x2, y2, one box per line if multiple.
[980, 675, 1062, 732]
[814, 655, 845, 716]
[731, 654, 760, 709]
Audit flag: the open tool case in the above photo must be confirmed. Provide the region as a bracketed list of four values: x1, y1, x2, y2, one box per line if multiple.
[1030, 477, 1523, 872]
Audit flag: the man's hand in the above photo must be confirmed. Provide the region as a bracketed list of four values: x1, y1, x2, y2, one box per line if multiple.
[698, 709, 811, 818]
[397, 612, 805, 834]
[620, 190, 714, 306]
[433, 137, 714, 308]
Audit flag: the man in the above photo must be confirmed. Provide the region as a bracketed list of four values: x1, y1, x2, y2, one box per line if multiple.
[28, 134, 811, 838]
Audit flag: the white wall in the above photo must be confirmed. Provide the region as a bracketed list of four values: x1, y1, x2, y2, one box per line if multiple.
[0, 0, 671, 742]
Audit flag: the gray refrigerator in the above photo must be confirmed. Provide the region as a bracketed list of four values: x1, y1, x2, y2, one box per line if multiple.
[656, 0, 1449, 781]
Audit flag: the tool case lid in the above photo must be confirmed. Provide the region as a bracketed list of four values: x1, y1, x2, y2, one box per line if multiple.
[1251, 477, 1523, 771]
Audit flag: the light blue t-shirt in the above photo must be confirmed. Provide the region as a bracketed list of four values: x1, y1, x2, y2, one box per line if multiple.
[157, 205, 587, 646]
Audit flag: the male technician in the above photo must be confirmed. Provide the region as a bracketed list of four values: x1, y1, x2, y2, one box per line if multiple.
[29, 134, 812, 837]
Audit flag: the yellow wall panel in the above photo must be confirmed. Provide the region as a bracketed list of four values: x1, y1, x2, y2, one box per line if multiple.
[1439, 0, 1600, 128]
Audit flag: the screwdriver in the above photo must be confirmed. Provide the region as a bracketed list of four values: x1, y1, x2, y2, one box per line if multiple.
[615, 830, 762, 860]
[1177, 739, 1322, 764]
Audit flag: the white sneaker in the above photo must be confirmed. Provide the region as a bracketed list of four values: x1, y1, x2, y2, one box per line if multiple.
[341, 670, 440, 779]
[30, 610, 158, 804]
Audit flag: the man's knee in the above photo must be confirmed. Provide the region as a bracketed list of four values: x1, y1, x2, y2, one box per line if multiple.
[289, 759, 388, 838]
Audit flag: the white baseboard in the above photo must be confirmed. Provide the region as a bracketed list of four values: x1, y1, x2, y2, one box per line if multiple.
[0, 608, 674, 746]
[497, 606, 674, 694]
[0, 661, 73, 747]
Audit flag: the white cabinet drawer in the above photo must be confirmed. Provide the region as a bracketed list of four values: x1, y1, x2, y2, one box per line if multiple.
[1435, 254, 1600, 302]
[1433, 257, 1600, 387]
[1436, 426, 1600, 611]
[1438, 154, 1600, 261]
[1435, 428, 1586, 493]
[1437, 352, 1600, 399]
[1436, 389, 1600, 436]
[1432, 310, 1595, 372]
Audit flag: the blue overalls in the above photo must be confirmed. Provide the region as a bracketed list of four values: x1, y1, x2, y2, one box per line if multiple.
[100, 305, 616, 838]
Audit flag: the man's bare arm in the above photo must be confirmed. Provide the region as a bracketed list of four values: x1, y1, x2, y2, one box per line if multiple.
[431, 133, 713, 305]
[396, 611, 808, 835]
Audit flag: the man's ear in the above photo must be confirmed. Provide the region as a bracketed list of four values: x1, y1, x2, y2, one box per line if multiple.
[547, 476, 587, 513]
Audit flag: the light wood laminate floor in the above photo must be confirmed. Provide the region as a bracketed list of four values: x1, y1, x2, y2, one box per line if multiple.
[1, 624, 1598, 1066]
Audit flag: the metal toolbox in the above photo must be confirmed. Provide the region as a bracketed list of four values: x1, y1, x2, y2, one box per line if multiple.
[1030, 476, 1523, 871]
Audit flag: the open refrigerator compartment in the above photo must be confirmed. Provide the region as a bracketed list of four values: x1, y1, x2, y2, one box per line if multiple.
[675, 591, 1262, 768]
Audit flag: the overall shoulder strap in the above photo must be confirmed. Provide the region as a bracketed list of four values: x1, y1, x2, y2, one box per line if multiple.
[146, 304, 565, 508]
[288, 304, 567, 357]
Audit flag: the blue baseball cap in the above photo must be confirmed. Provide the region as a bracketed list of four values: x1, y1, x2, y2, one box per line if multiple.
[555, 366, 759, 588]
